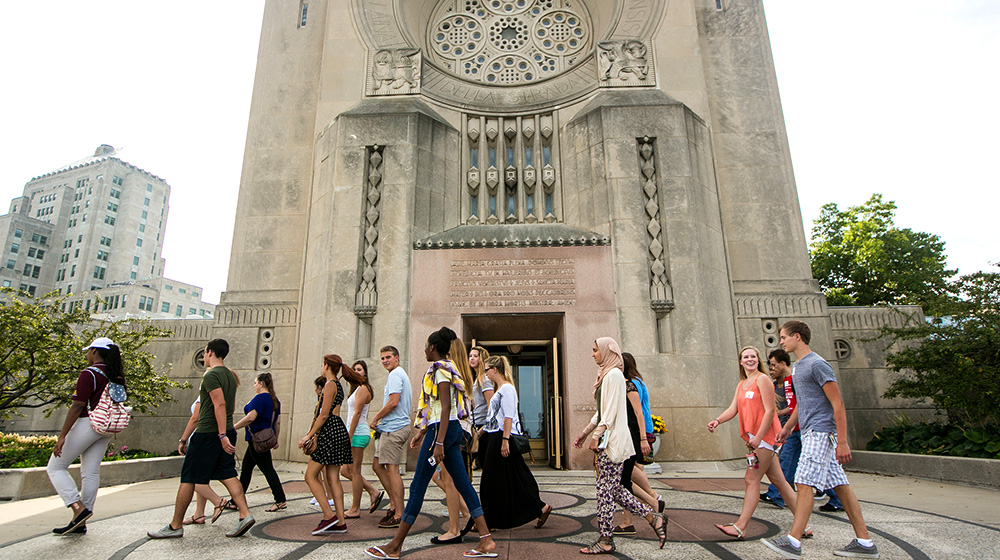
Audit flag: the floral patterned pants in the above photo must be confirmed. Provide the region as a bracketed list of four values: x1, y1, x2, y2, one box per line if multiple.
[596, 451, 652, 537]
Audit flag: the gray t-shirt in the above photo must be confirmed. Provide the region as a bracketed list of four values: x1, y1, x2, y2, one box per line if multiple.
[791, 352, 838, 433]
[379, 366, 412, 432]
[471, 376, 495, 426]
[773, 376, 790, 426]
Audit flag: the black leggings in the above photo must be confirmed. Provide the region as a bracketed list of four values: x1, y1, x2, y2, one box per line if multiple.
[240, 444, 286, 503]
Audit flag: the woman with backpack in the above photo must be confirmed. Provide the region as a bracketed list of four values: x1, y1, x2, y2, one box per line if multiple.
[46, 337, 127, 536]
[234, 371, 286, 512]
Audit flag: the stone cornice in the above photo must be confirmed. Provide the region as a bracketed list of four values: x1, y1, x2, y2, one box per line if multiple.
[414, 225, 609, 250]
[215, 304, 299, 327]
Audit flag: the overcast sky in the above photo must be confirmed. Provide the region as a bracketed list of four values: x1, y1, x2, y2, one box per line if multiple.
[1, 2, 996, 304]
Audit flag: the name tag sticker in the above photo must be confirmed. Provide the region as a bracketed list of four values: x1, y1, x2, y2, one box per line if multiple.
[745, 391, 755, 399]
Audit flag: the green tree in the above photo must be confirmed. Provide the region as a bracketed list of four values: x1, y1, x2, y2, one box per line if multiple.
[810, 194, 956, 315]
[880, 268, 1000, 427]
[0, 287, 184, 419]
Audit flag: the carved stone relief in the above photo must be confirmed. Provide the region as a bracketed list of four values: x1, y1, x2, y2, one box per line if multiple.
[351, 0, 667, 112]
[638, 137, 673, 312]
[366, 48, 422, 96]
[355, 146, 384, 318]
[597, 39, 654, 87]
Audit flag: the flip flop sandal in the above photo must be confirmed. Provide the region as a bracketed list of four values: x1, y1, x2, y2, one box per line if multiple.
[580, 538, 616, 555]
[535, 504, 553, 528]
[715, 522, 744, 540]
[182, 515, 206, 525]
[463, 549, 499, 558]
[803, 525, 814, 539]
[265, 502, 287, 512]
[363, 546, 400, 560]
[211, 499, 230, 523]
[369, 490, 385, 514]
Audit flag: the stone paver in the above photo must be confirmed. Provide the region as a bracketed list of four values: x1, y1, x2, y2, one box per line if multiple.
[1, 463, 998, 559]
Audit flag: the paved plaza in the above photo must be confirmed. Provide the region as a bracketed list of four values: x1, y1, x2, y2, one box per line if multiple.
[1, 462, 998, 559]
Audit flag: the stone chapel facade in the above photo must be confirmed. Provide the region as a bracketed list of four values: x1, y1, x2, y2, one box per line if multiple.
[8, 0, 925, 467]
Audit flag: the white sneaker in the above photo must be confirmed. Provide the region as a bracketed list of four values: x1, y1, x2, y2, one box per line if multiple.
[309, 497, 318, 506]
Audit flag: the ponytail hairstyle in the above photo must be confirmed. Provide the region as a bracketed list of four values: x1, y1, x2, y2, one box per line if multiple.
[96, 345, 126, 385]
[621, 352, 643, 381]
[484, 355, 514, 384]
[322, 354, 353, 379]
[427, 326, 457, 357]
[345, 360, 374, 397]
[256, 371, 278, 409]
[471, 345, 491, 389]
[448, 337, 475, 396]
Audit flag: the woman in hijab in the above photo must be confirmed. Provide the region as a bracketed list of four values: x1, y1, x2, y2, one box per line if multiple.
[573, 337, 667, 555]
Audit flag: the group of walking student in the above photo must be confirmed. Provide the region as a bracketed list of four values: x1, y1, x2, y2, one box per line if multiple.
[44, 319, 877, 559]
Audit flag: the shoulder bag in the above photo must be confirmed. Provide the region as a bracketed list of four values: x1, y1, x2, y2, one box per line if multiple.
[251, 406, 279, 453]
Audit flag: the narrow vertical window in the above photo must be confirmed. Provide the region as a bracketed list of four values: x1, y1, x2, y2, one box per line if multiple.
[299, 2, 309, 28]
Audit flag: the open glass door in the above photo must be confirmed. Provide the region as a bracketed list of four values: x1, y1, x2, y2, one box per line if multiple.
[474, 337, 563, 468]
[547, 337, 563, 469]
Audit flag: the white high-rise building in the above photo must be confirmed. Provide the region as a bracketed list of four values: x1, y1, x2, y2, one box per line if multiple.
[0, 145, 213, 317]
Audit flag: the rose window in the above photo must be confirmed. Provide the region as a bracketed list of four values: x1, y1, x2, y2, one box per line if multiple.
[429, 0, 592, 85]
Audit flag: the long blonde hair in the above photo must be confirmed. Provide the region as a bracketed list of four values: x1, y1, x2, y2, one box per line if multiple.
[448, 338, 475, 397]
[738, 346, 767, 380]
[484, 355, 514, 385]
[471, 345, 491, 388]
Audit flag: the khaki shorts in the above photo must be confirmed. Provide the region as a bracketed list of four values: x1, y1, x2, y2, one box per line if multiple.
[374, 426, 411, 465]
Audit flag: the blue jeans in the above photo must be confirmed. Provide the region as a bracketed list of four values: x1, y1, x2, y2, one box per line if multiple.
[401, 420, 484, 525]
[765, 429, 800, 508]
[824, 487, 842, 507]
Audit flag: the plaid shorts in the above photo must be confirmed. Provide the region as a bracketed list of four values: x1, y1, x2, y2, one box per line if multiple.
[794, 429, 850, 491]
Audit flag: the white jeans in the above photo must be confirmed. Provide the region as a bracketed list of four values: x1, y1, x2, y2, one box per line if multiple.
[46, 418, 111, 510]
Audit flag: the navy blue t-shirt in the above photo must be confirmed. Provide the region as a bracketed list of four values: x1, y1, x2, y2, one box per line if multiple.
[243, 393, 280, 441]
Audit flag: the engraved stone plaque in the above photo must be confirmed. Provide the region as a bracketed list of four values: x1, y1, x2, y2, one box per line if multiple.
[449, 257, 577, 309]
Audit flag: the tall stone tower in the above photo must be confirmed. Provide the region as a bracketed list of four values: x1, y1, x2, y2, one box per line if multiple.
[219, 0, 830, 467]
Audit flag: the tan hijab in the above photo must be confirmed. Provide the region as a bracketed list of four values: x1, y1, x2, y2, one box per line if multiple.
[594, 337, 625, 393]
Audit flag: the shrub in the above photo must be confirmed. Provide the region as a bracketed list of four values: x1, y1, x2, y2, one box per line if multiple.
[0, 433, 58, 468]
[0, 432, 161, 468]
[867, 421, 1000, 459]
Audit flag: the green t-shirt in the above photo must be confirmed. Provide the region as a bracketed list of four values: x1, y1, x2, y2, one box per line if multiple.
[196, 366, 237, 433]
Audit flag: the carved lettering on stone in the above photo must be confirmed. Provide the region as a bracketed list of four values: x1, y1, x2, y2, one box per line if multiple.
[367, 49, 421, 96]
[448, 258, 576, 309]
[598, 40, 654, 87]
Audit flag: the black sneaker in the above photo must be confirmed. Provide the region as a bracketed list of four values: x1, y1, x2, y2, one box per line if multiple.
[762, 535, 802, 559]
[53, 508, 92, 535]
[819, 503, 845, 512]
[833, 538, 879, 558]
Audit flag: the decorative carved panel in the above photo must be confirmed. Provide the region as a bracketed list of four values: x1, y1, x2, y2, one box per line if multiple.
[355, 146, 385, 318]
[597, 39, 654, 87]
[366, 49, 422, 96]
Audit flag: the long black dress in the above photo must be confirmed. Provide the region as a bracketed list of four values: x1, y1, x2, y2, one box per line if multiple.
[477, 385, 545, 529]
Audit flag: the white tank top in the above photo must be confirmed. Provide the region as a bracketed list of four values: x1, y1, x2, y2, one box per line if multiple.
[345, 387, 371, 437]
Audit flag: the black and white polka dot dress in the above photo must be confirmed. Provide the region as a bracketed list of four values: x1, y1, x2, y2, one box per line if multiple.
[311, 378, 352, 466]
